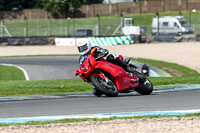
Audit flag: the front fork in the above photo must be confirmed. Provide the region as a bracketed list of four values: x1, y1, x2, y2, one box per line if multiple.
[90, 70, 112, 87]
[90, 69, 108, 81]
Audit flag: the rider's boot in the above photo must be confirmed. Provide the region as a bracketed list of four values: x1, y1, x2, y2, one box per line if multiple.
[138, 74, 146, 81]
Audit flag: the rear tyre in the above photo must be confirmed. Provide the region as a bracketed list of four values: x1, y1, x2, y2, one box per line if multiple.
[135, 78, 153, 95]
[91, 75, 119, 97]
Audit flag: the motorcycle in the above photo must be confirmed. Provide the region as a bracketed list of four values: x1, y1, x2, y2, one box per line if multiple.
[74, 48, 153, 97]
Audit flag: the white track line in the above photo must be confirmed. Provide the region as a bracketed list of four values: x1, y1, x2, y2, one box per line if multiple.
[0, 63, 30, 81]
[1, 109, 200, 123]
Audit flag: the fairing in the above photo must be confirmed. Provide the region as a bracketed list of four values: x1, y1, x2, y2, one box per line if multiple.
[78, 55, 139, 92]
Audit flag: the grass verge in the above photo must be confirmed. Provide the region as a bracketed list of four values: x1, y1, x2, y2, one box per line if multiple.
[133, 58, 200, 77]
[0, 79, 92, 97]
[1, 113, 200, 127]
[1, 76, 200, 97]
[0, 65, 25, 81]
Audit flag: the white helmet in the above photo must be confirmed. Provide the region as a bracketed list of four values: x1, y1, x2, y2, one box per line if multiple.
[76, 39, 92, 55]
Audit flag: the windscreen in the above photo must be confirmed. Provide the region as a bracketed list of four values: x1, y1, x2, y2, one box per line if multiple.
[177, 18, 190, 27]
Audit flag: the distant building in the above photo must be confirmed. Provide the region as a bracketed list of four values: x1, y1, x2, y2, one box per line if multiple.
[103, 0, 140, 4]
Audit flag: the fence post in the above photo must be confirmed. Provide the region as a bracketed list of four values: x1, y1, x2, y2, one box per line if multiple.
[48, 16, 51, 36]
[73, 17, 75, 36]
[120, 13, 124, 28]
[1, 17, 4, 37]
[24, 16, 28, 37]
[156, 12, 160, 35]
[97, 14, 100, 36]
[67, 17, 70, 36]
[120, 13, 124, 35]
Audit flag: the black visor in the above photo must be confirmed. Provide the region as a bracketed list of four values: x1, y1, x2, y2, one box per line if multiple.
[78, 44, 88, 52]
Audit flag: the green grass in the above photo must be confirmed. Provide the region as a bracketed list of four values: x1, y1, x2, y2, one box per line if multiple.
[1, 76, 200, 97]
[0, 65, 25, 81]
[2, 11, 200, 37]
[0, 79, 93, 96]
[133, 57, 200, 86]
[133, 58, 200, 77]
[150, 76, 200, 86]
[1, 113, 200, 127]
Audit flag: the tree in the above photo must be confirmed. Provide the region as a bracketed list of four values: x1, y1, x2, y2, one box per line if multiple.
[41, 0, 103, 17]
[85, 0, 104, 4]
[0, 0, 103, 16]
[0, 0, 41, 10]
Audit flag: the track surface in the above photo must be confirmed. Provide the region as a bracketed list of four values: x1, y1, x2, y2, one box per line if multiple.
[1, 89, 200, 118]
[0, 55, 200, 119]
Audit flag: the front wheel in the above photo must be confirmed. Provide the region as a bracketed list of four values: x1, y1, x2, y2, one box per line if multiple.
[93, 88, 102, 97]
[135, 78, 153, 95]
[91, 75, 119, 97]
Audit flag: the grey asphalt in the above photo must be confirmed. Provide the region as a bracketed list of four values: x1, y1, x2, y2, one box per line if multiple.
[0, 56, 80, 80]
[0, 90, 200, 118]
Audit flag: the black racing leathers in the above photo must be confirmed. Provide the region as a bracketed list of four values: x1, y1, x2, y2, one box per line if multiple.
[79, 46, 128, 72]
[106, 54, 128, 71]
[79, 46, 109, 66]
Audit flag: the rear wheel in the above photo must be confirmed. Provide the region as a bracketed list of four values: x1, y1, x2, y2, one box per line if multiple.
[91, 75, 119, 97]
[135, 78, 153, 95]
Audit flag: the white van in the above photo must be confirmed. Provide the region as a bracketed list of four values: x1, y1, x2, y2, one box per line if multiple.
[152, 16, 194, 36]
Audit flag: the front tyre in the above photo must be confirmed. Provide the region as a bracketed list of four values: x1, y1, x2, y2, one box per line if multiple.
[135, 78, 153, 95]
[91, 75, 119, 97]
[93, 88, 102, 97]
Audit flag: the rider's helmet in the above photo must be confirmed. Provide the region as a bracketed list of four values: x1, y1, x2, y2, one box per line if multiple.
[77, 39, 92, 55]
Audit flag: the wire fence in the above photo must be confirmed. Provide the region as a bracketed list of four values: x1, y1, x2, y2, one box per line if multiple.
[1, 16, 199, 38]
[0, 17, 122, 37]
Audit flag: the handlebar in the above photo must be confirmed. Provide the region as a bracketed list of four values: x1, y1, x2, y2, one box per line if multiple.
[95, 54, 104, 61]
[126, 58, 131, 64]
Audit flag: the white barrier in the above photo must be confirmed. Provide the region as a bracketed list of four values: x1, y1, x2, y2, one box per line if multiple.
[55, 38, 76, 46]
[55, 36, 135, 46]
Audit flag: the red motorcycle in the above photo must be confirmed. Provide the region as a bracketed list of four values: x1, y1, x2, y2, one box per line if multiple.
[75, 48, 153, 97]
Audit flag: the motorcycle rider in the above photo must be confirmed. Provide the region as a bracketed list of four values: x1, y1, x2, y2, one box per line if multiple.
[77, 39, 134, 72]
